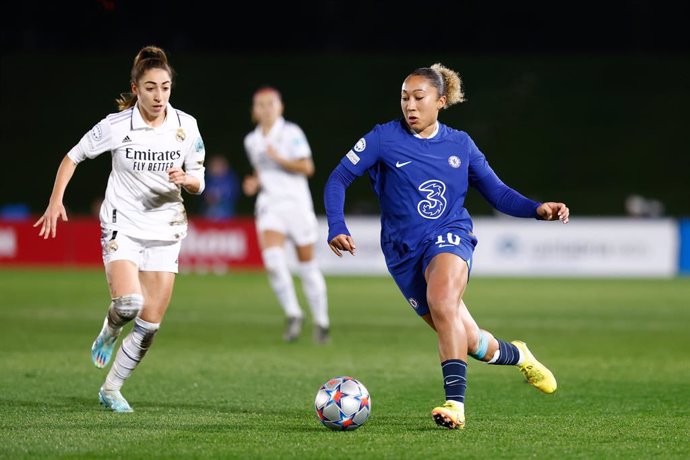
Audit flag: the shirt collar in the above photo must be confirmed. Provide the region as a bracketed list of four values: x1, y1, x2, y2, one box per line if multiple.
[256, 116, 286, 138]
[131, 102, 177, 130]
[412, 121, 439, 139]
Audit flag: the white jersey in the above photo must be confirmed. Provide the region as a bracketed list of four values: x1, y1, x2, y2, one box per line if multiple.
[67, 103, 206, 241]
[244, 117, 314, 213]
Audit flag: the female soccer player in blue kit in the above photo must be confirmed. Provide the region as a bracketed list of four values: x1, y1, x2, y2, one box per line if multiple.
[324, 63, 570, 430]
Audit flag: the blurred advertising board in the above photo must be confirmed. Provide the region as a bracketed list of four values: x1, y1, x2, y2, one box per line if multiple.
[0, 217, 262, 271]
[308, 217, 679, 278]
[0, 216, 681, 277]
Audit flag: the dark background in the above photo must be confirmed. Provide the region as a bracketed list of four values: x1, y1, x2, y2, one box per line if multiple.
[2, 0, 688, 218]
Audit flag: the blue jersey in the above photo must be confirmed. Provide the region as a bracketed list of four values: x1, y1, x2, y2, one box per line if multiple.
[336, 119, 538, 268]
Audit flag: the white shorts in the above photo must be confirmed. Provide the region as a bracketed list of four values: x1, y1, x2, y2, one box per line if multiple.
[101, 229, 181, 273]
[255, 204, 319, 247]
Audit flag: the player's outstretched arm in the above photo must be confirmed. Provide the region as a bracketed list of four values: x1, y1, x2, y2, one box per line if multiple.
[329, 234, 356, 257]
[536, 202, 570, 223]
[33, 155, 77, 239]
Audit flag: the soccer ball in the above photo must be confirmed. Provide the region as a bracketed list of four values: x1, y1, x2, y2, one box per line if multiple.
[314, 376, 371, 431]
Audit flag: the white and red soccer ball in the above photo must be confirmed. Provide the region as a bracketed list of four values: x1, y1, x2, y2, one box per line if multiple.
[314, 376, 371, 431]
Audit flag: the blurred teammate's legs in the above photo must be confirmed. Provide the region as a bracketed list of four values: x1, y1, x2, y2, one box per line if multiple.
[295, 243, 329, 344]
[260, 230, 303, 341]
[290, 210, 329, 343]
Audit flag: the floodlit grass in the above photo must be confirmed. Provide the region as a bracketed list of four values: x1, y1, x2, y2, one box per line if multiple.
[1, 269, 689, 459]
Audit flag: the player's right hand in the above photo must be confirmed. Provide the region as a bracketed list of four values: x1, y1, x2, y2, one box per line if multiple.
[329, 234, 356, 257]
[242, 175, 259, 196]
[33, 203, 68, 239]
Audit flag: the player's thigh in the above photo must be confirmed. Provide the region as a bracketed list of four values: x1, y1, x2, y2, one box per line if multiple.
[105, 260, 141, 298]
[102, 230, 144, 297]
[295, 243, 315, 262]
[260, 229, 287, 249]
[424, 253, 469, 307]
[137, 238, 181, 322]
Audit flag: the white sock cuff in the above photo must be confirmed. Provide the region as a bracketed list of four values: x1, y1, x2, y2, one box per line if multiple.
[134, 317, 160, 331]
[487, 349, 500, 364]
[298, 259, 319, 273]
[262, 247, 288, 269]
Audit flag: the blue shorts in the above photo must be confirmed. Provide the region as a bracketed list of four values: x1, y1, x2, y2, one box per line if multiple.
[386, 228, 477, 317]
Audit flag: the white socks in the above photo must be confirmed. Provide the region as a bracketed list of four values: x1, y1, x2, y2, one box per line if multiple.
[298, 260, 329, 328]
[261, 247, 330, 328]
[103, 317, 160, 391]
[262, 247, 303, 319]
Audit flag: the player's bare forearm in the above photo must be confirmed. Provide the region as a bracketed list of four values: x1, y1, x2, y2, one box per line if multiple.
[34, 155, 76, 239]
[266, 145, 314, 176]
[278, 157, 314, 176]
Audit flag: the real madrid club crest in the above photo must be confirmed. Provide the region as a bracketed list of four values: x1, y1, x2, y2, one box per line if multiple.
[176, 127, 186, 142]
[108, 240, 119, 253]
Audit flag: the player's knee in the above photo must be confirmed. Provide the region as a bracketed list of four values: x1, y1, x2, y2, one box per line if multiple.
[298, 259, 318, 274]
[427, 294, 458, 322]
[262, 247, 287, 274]
[469, 330, 490, 361]
[298, 260, 325, 286]
[112, 293, 144, 320]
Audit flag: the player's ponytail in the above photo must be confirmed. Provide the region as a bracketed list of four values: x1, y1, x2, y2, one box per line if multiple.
[429, 63, 465, 108]
[408, 64, 465, 109]
[115, 45, 175, 111]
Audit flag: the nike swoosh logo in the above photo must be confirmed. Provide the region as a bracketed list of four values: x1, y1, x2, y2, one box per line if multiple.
[445, 379, 460, 385]
[395, 160, 412, 168]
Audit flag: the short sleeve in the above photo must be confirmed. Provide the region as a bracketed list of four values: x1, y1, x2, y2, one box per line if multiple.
[185, 132, 206, 195]
[288, 124, 312, 160]
[66, 119, 113, 164]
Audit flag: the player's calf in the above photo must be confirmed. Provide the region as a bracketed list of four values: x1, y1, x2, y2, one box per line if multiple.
[91, 294, 143, 368]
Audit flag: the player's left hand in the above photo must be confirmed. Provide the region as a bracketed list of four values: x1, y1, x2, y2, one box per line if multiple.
[167, 167, 187, 187]
[329, 234, 356, 257]
[265, 145, 282, 163]
[537, 202, 569, 223]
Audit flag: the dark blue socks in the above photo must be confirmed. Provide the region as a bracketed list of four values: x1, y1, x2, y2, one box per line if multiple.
[441, 359, 467, 403]
[488, 339, 521, 365]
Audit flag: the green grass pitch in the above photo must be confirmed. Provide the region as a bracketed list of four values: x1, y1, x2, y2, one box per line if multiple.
[1, 269, 689, 459]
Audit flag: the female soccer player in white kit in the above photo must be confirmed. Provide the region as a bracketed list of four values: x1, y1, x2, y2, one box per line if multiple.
[242, 86, 330, 344]
[34, 45, 206, 412]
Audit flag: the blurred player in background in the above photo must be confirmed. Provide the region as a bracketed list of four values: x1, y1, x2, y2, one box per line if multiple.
[201, 154, 241, 220]
[324, 64, 570, 429]
[34, 45, 206, 412]
[242, 86, 330, 344]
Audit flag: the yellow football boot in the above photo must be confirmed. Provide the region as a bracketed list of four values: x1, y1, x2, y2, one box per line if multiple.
[432, 400, 465, 429]
[512, 340, 557, 394]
